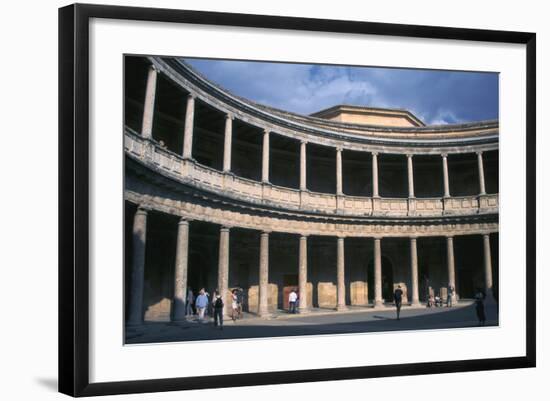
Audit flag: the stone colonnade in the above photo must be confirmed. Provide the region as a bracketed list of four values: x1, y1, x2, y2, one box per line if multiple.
[127, 207, 495, 324]
[140, 64, 492, 199]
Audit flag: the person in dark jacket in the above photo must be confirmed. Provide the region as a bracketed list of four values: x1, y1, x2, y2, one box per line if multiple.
[474, 289, 486, 325]
[394, 285, 404, 320]
[213, 293, 224, 330]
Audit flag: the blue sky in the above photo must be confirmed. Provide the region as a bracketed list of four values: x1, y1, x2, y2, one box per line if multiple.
[184, 58, 499, 126]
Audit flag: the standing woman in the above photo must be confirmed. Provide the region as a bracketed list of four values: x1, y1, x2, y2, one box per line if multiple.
[231, 289, 239, 322]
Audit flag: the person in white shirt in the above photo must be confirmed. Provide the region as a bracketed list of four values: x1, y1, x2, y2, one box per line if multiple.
[288, 289, 298, 314]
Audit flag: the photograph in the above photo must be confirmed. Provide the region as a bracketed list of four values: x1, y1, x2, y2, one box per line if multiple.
[124, 55, 500, 344]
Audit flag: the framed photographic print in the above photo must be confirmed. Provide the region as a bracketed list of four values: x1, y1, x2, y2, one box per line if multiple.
[58, 3, 536, 397]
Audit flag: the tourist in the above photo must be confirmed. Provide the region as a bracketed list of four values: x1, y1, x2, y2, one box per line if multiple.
[185, 286, 195, 316]
[434, 294, 442, 307]
[236, 287, 244, 319]
[231, 289, 239, 321]
[427, 293, 435, 308]
[446, 284, 454, 307]
[195, 288, 208, 322]
[474, 289, 486, 325]
[393, 285, 403, 320]
[288, 289, 298, 314]
[213, 293, 224, 330]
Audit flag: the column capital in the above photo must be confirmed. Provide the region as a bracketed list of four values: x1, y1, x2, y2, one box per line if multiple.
[336, 146, 343, 153]
[371, 151, 379, 156]
[187, 92, 196, 100]
[261, 230, 271, 236]
[220, 226, 231, 232]
[406, 153, 414, 159]
[441, 153, 448, 158]
[148, 63, 159, 73]
[373, 236, 383, 241]
[136, 206, 149, 215]
[299, 234, 309, 239]
[263, 128, 270, 135]
[446, 235, 454, 240]
[476, 150, 484, 156]
[410, 236, 418, 241]
[301, 139, 308, 145]
[225, 113, 234, 121]
[178, 217, 189, 225]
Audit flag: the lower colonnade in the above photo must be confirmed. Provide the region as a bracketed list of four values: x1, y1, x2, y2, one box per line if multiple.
[126, 204, 498, 324]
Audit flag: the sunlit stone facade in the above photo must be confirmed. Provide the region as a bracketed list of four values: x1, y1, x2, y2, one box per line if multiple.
[124, 56, 499, 323]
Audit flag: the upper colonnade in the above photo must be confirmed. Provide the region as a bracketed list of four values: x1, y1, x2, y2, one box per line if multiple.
[125, 56, 499, 220]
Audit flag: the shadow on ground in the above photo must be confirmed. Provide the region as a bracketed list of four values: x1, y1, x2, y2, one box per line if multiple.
[126, 303, 498, 344]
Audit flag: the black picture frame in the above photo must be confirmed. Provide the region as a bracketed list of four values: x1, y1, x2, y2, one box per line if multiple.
[58, 3, 536, 397]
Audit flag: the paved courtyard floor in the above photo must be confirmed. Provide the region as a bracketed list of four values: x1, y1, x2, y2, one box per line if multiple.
[125, 301, 498, 344]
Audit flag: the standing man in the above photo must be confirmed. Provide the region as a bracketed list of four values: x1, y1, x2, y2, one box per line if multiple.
[213, 293, 224, 330]
[288, 288, 298, 314]
[195, 288, 208, 322]
[447, 284, 454, 307]
[394, 285, 404, 320]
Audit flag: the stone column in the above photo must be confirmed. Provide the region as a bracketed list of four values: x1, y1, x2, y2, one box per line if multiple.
[262, 129, 270, 183]
[300, 141, 307, 191]
[477, 152, 486, 195]
[336, 237, 347, 311]
[223, 114, 233, 172]
[442, 154, 450, 197]
[372, 152, 379, 197]
[374, 237, 383, 308]
[410, 237, 421, 306]
[298, 235, 308, 312]
[172, 218, 189, 321]
[182, 94, 195, 159]
[218, 227, 230, 314]
[141, 64, 158, 139]
[483, 234, 495, 302]
[128, 208, 147, 325]
[258, 232, 270, 317]
[446, 236, 457, 302]
[407, 154, 415, 198]
[336, 147, 343, 195]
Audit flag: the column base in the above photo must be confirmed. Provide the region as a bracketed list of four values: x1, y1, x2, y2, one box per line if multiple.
[298, 307, 311, 314]
[373, 301, 385, 309]
[410, 302, 422, 308]
[336, 305, 348, 312]
[257, 309, 270, 318]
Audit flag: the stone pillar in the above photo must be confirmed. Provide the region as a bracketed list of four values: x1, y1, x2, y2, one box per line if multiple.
[223, 114, 233, 172]
[336, 147, 343, 195]
[128, 208, 147, 325]
[141, 64, 158, 139]
[372, 152, 379, 197]
[298, 235, 308, 312]
[300, 141, 307, 191]
[374, 237, 383, 308]
[446, 236, 457, 302]
[217, 227, 230, 315]
[336, 237, 347, 311]
[483, 234, 495, 302]
[182, 94, 195, 159]
[258, 232, 270, 317]
[442, 153, 450, 197]
[407, 154, 415, 198]
[477, 151, 486, 195]
[262, 129, 270, 183]
[172, 218, 189, 321]
[410, 237, 421, 306]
